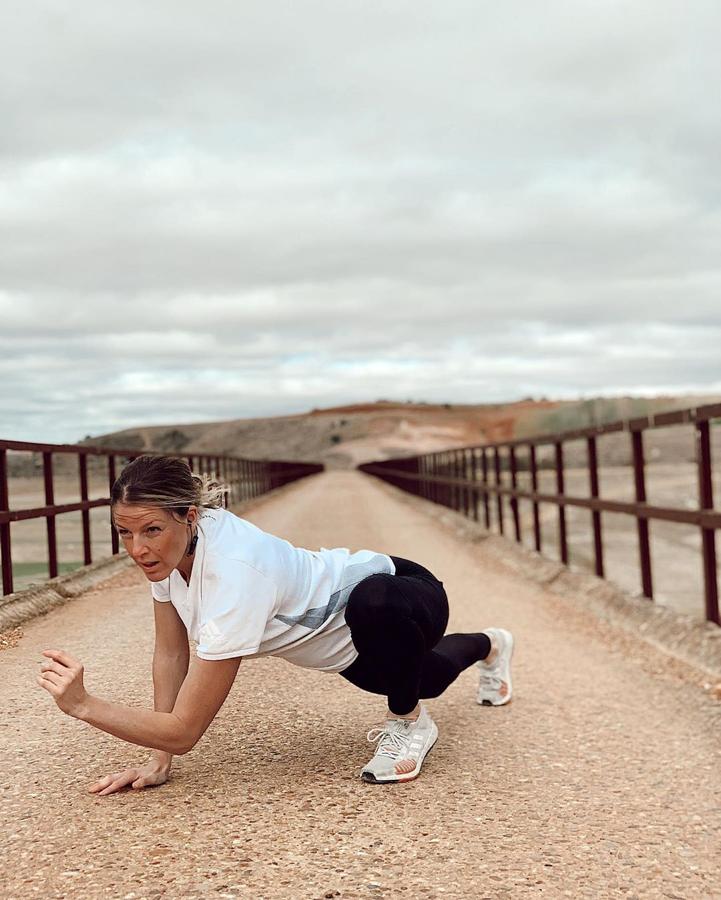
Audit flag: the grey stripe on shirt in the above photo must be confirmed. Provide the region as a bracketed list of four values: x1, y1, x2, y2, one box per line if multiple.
[273, 554, 392, 631]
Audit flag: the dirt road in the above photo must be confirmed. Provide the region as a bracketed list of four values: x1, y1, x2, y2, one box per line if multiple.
[1, 471, 720, 899]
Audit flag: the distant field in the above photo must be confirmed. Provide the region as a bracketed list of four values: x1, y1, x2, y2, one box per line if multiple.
[13, 561, 83, 580]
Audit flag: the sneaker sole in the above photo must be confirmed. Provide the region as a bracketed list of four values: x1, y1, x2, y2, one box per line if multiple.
[477, 630, 514, 706]
[360, 724, 439, 784]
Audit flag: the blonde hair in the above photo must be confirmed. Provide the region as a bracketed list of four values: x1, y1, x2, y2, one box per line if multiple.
[111, 454, 230, 515]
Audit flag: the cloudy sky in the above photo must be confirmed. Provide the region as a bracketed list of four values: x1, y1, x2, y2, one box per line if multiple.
[2, 1, 720, 444]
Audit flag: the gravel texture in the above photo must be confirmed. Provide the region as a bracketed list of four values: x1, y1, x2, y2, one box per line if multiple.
[1, 471, 720, 899]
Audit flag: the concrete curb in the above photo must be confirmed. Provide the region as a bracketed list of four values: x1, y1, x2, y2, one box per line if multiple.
[0, 555, 135, 632]
[367, 475, 721, 680]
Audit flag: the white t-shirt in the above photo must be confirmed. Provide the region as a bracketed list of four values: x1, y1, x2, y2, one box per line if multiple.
[150, 507, 396, 673]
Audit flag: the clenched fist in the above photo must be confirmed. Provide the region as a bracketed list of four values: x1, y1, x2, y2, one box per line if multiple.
[37, 649, 89, 718]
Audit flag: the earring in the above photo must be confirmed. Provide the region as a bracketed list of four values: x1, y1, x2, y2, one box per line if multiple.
[186, 524, 198, 556]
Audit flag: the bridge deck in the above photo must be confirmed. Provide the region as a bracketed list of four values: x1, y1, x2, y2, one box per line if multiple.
[1, 471, 719, 899]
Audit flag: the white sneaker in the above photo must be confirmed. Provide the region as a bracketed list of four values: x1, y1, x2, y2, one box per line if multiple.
[477, 628, 514, 706]
[361, 704, 438, 784]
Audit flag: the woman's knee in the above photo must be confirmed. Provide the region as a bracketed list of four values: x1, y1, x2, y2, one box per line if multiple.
[345, 574, 408, 630]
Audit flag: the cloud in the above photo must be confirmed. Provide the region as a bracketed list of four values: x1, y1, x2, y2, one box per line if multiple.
[1, 1, 720, 442]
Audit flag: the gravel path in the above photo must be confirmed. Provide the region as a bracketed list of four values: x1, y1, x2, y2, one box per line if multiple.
[1, 471, 720, 899]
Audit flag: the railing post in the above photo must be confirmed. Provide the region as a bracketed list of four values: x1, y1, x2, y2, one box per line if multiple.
[463, 448, 475, 519]
[457, 450, 463, 515]
[447, 452, 453, 509]
[78, 454, 92, 566]
[0, 449, 13, 595]
[439, 453, 446, 508]
[555, 442, 568, 564]
[471, 449, 479, 522]
[448, 453, 454, 509]
[509, 446, 521, 543]
[449, 451, 457, 511]
[108, 455, 119, 555]
[493, 448, 504, 535]
[631, 430, 653, 599]
[481, 448, 490, 528]
[696, 420, 719, 624]
[443, 450, 453, 509]
[587, 436, 604, 578]
[437, 452, 443, 506]
[43, 452, 58, 579]
[457, 450, 465, 514]
[530, 444, 541, 552]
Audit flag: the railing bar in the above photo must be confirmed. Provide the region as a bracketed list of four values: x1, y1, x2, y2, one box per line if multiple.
[0, 499, 111, 524]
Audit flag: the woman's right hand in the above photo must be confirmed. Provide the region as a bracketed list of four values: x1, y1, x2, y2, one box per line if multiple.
[88, 755, 172, 796]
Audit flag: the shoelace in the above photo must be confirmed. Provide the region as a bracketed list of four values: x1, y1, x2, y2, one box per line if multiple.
[366, 722, 412, 760]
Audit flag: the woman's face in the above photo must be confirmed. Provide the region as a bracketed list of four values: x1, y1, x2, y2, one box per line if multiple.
[112, 503, 198, 581]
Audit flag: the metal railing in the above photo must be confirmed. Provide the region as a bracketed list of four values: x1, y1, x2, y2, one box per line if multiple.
[359, 402, 721, 625]
[0, 439, 323, 596]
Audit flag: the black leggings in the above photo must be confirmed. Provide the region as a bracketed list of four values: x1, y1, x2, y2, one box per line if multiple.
[339, 556, 491, 715]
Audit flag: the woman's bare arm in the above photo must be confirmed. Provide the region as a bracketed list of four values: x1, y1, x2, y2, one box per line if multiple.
[39, 648, 241, 753]
[150, 600, 190, 765]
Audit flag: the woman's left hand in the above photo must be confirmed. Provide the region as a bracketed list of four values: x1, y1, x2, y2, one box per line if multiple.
[37, 649, 89, 718]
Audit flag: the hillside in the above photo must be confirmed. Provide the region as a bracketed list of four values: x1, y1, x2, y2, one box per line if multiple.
[74, 393, 721, 471]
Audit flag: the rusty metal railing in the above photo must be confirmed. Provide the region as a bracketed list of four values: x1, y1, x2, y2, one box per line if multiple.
[358, 402, 721, 625]
[0, 440, 323, 596]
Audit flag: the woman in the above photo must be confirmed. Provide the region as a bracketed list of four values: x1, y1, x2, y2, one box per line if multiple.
[37, 455, 514, 791]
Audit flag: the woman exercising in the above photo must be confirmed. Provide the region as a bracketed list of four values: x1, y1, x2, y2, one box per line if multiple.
[36, 455, 514, 791]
